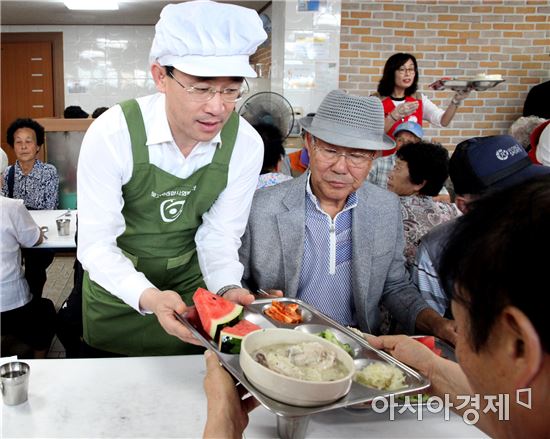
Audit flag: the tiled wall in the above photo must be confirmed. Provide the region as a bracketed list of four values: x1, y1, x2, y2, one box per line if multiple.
[3, 25, 156, 114]
[6, 0, 549, 151]
[339, 1, 550, 149]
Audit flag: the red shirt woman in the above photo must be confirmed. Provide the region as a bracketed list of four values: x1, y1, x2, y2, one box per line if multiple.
[375, 53, 470, 155]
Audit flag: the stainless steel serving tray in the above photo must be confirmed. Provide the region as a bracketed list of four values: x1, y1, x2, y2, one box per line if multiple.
[347, 335, 455, 410]
[440, 78, 505, 92]
[177, 297, 430, 417]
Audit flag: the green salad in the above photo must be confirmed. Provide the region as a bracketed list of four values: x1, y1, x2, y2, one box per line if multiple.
[317, 329, 354, 356]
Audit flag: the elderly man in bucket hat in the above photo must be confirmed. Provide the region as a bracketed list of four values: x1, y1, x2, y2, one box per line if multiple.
[239, 90, 455, 339]
[77, 0, 267, 356]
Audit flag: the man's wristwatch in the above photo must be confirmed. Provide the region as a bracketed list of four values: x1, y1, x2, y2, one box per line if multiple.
[451, 97, 462, 106]
[216, 284, 241, 297]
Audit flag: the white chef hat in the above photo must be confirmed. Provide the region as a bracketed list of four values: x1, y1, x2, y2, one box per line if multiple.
[149, 0, 267, 78]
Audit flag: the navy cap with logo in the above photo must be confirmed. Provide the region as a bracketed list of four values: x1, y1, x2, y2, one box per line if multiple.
[450, 135, 550, 195]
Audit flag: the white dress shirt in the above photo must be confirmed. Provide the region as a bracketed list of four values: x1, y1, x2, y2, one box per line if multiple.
[77, 93, 263, 312]
[0, 197, 40, 312]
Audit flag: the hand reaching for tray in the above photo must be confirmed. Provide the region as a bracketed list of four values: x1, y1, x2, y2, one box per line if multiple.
[203, 349, 259, 439]
[219, 287, 257, 306]
[256, 288, 285, 298]
[376, 334, 439, 379]
[346, 327, 384, 350]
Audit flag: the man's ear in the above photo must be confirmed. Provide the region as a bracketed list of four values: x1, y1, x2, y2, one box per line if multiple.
[499, 306, 543, 389]
[303, 132, 313, 154]
[151, 63, 167, 93]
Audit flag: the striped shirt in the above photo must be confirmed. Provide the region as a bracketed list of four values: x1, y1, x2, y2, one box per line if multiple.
[367, 154, 395, 190]
[411, 245, 448, 316]
[296, 175, 358, 326]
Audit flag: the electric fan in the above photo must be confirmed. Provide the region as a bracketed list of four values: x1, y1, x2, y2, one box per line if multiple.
[238, 92, 295, 139]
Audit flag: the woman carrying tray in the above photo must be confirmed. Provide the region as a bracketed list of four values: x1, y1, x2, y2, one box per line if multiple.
[375, 53, 471, 148]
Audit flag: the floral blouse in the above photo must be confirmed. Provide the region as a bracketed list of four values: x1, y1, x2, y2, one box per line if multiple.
[256, 172, 293, 190]
[2, 160, 59, 210]
[399, 195, 460, 267]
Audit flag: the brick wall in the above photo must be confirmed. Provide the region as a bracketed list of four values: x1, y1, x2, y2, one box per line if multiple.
[250, 40, 272, 78]
[339, 1, 550, 149]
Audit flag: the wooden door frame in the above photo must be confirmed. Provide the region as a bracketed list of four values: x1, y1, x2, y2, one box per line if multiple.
[1, 32, 64, 117]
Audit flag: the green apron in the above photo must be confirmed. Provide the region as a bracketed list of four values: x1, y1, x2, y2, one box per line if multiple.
[82, 99, 239, 356]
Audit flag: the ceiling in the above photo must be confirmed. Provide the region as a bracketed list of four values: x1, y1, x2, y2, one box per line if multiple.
[1, 0, 270, 26]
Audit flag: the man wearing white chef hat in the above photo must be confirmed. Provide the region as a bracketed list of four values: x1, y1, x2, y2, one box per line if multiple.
[77, 0, 267, 356]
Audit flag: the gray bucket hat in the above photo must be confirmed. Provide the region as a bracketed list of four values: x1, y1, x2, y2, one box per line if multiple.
[299, 90, 395, 150]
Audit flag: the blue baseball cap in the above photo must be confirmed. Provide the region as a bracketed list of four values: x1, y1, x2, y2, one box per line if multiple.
[393, 121, 424, 139]
[450, 135, 550, 195]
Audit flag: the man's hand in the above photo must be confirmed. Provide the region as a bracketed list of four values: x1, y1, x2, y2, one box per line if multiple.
[203, 350, 259, 439]
[377, 334, 439, 380]
[433, 318, 458, 345]
[415, 307, 457, 346]
[221, 288, 258, 306]
[256, 288, 284, 299]
[139, 287, 203, 346]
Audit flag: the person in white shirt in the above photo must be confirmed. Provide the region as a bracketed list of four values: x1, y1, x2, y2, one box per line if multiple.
[0, 196, 55, 358]
[375, 52, 471, 139]
[76, 0, 267, 356]
[0, 147, 7, 173]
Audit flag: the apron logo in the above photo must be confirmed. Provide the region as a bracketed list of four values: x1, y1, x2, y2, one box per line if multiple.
[160, 199, 186, 223]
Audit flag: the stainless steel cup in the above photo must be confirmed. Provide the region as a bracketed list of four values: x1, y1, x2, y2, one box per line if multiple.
[0, 362, 30, 406]
[56, 218, 70, 236]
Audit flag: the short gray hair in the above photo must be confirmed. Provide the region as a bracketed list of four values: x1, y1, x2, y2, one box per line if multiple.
[509, 116, 546, 150]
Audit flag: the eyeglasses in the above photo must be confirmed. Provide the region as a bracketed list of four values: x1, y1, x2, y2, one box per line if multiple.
[397, 67, 415, 75]
[167, 71, 248, 103]
[313, 143, 377, 167]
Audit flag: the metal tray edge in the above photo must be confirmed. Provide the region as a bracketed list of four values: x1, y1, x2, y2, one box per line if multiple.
[176, 303, 431, 417]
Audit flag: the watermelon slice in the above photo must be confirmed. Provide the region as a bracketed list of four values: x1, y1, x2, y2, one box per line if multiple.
[414, 336, 443, 357]
[432, 347, 443, 357]
[193, 288, 243, 341]
[218, 319, 262, 354]
[414, 336, 436, 351]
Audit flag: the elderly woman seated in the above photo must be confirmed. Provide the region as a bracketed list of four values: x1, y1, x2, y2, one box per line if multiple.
[2, 118, 59, 209]
[2, 118, 59, 298]
[387, 141, 460, 267]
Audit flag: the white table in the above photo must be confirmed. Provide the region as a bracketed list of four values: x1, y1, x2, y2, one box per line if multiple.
[1, 355, 487, 438]
[29, 210, 77, 249]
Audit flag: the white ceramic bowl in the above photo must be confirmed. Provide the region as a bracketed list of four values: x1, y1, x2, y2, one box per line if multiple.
[240, 328, 355, 407]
